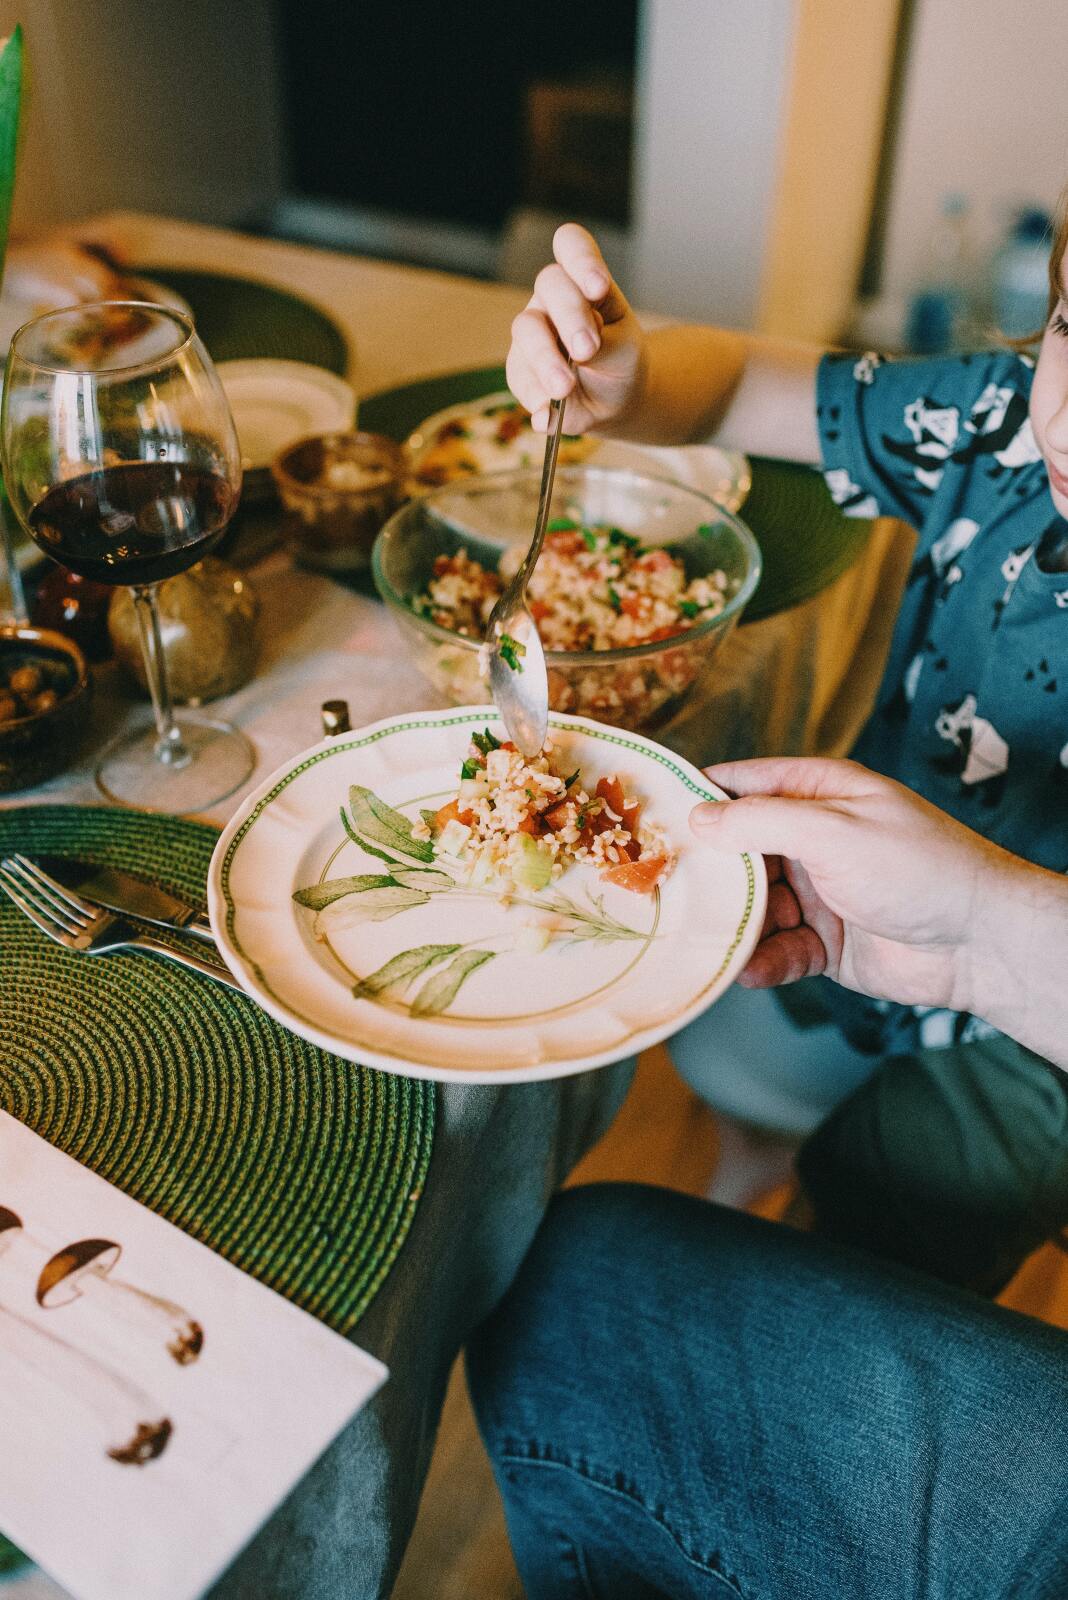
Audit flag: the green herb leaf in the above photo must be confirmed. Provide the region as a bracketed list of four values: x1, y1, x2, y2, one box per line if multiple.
[410, 949, 496, 1016]
[608, 527, 641, 550]
[353, 943, 462, 1000]
[679, 599, 701, 619]
[564, 769, 580, 788]
[547, 516, 578, 532]
[471, 728, 502, 756]
[580, 527, 598, 551]
[293, 873, 399, 911]
[347, 785, 436, 864]
[460, 758, 479, 780]
[499, 633, 526, 672]
[606, 585, 622, 613]
[697, 522, 718, 539]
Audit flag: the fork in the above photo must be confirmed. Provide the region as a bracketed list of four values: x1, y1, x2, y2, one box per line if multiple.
[0, 854, 245, 995]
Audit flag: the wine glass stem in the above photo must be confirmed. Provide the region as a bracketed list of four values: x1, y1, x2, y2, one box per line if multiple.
[131, 585, 190, 768]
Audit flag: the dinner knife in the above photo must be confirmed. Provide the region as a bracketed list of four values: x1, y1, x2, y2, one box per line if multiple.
[42, 858, 216, 947]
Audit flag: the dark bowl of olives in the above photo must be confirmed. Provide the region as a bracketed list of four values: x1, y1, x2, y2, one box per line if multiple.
[0, 626, 92, 793]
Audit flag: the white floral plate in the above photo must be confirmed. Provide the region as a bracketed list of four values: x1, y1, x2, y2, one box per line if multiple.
[207, 708, 766, 1084]
[406, 392, 752, 514]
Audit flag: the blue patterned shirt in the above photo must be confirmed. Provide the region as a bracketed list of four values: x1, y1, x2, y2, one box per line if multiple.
[816, 348, 1067, 1049]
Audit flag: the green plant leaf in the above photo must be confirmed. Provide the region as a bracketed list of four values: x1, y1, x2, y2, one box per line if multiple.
[0, 27, 24, 293]
[348, 785, 436, 863]
[409, 949, 495, 1016]
[292, 873, 399, 912]
[320, 885, 431, 925]
[352, 943, 462, 1000]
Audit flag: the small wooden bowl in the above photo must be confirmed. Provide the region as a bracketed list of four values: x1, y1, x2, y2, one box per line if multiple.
[0, 625, 92, 793]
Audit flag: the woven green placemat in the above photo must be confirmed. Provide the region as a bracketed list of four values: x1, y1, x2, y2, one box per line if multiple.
[360, 367, 875, 623]
[0, 805, 435, 1337]
[138, 266, 349, 375]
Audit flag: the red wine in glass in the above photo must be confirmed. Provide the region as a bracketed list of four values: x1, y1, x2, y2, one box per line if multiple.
[1, 300, 251, 813]
[29, 461, 239, 587]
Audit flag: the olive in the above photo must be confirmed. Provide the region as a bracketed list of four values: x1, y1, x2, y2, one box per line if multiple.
[8, 664, 42, 695]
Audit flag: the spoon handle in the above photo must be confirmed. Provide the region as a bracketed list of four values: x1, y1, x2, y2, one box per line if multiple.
[509, 360, 573, 597]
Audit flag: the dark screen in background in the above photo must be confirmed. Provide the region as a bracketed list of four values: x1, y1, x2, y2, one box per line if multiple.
[274, 1, 638, 230]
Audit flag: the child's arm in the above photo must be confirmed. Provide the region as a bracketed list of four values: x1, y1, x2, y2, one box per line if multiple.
[508, 223, 823, 464]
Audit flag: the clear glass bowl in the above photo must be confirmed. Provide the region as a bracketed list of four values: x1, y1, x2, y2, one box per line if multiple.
[372, 465, 762, 734]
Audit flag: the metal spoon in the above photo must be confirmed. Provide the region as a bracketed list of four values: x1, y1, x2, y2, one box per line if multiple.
[484, 362, 573, 755]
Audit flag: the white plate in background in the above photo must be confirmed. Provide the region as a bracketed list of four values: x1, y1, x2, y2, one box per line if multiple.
[216, 359, 357, 475]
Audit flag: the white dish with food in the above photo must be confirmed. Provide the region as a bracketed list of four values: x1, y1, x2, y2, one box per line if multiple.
[208, 707, 766, 1084]
[406, 391, 751, 513]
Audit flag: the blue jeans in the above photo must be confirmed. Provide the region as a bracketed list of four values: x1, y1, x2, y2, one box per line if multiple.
[467, 1184, 1068, 1599]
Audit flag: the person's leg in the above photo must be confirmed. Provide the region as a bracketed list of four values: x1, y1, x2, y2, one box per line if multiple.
[797, 1035, 1068, 1294]
[667, 981, 878, 1135]
[467, 1183, 1068, 1600]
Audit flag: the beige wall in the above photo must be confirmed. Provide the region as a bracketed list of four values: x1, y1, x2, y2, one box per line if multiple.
[877, 0, 1068, 312]
[1, 0, 285, 237]
[757, 0, 901, 342]
[630, 0, 798, 327]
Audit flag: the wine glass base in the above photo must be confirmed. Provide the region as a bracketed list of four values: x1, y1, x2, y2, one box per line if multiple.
[95, 714, 256, 815]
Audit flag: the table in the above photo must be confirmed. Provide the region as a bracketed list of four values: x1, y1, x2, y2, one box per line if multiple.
[1, 213, 916, 1599]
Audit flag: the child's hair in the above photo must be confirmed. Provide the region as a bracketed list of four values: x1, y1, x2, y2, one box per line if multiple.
[1047, 191, 1068, 319]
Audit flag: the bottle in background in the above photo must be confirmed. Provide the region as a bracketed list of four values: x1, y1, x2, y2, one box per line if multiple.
[990, 206, 1052, 340]
[905, 192, 977, 355]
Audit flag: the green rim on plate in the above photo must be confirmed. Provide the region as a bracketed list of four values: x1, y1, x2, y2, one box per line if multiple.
[138, 266, 349, 375]
[0, 805, 435, 1337]
[360, 367, 875, 624]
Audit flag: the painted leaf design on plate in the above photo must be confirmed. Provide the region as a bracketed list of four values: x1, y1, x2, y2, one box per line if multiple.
[409, 949, 496, 1017]
[389, 866, 455, 890]
[347, 785, 436, 864]
[352, 943, 462, 1000]
[319, 885, 431, 925]
[293, 873, 400, 912]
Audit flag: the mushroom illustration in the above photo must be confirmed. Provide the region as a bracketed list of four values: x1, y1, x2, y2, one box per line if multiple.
[36, 1237, 204, 1365]
[0, 1303, 172, 1465]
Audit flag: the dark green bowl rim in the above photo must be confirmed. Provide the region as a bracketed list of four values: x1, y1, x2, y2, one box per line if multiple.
[371, 464, 763, 667]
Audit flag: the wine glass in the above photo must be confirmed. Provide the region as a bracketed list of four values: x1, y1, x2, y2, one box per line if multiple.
[0, 300, 255, 813]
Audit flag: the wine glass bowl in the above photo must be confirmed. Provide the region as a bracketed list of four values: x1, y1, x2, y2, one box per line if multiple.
[0, 301, 255, 813]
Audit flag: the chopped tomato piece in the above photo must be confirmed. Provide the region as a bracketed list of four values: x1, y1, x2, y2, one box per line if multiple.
[433, 800, 474, 831]
[496, 410, 526, 442]
[636, 549, 674, 572]
[647, 624, 684, 643]
[543, 800, 573, 830]
[530, 599, 551, 622]
[516, 813, 542, 836]
[601, 854, 668, 893]
[620, 594, 645, 619]
[546, 528, 584, 557]
[595, 776, 626, 819]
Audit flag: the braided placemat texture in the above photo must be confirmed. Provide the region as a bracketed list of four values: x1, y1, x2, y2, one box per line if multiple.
[360, 368, 875, 624]
[0, 805, 435, 1336]
[138, 266, 349, 375]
